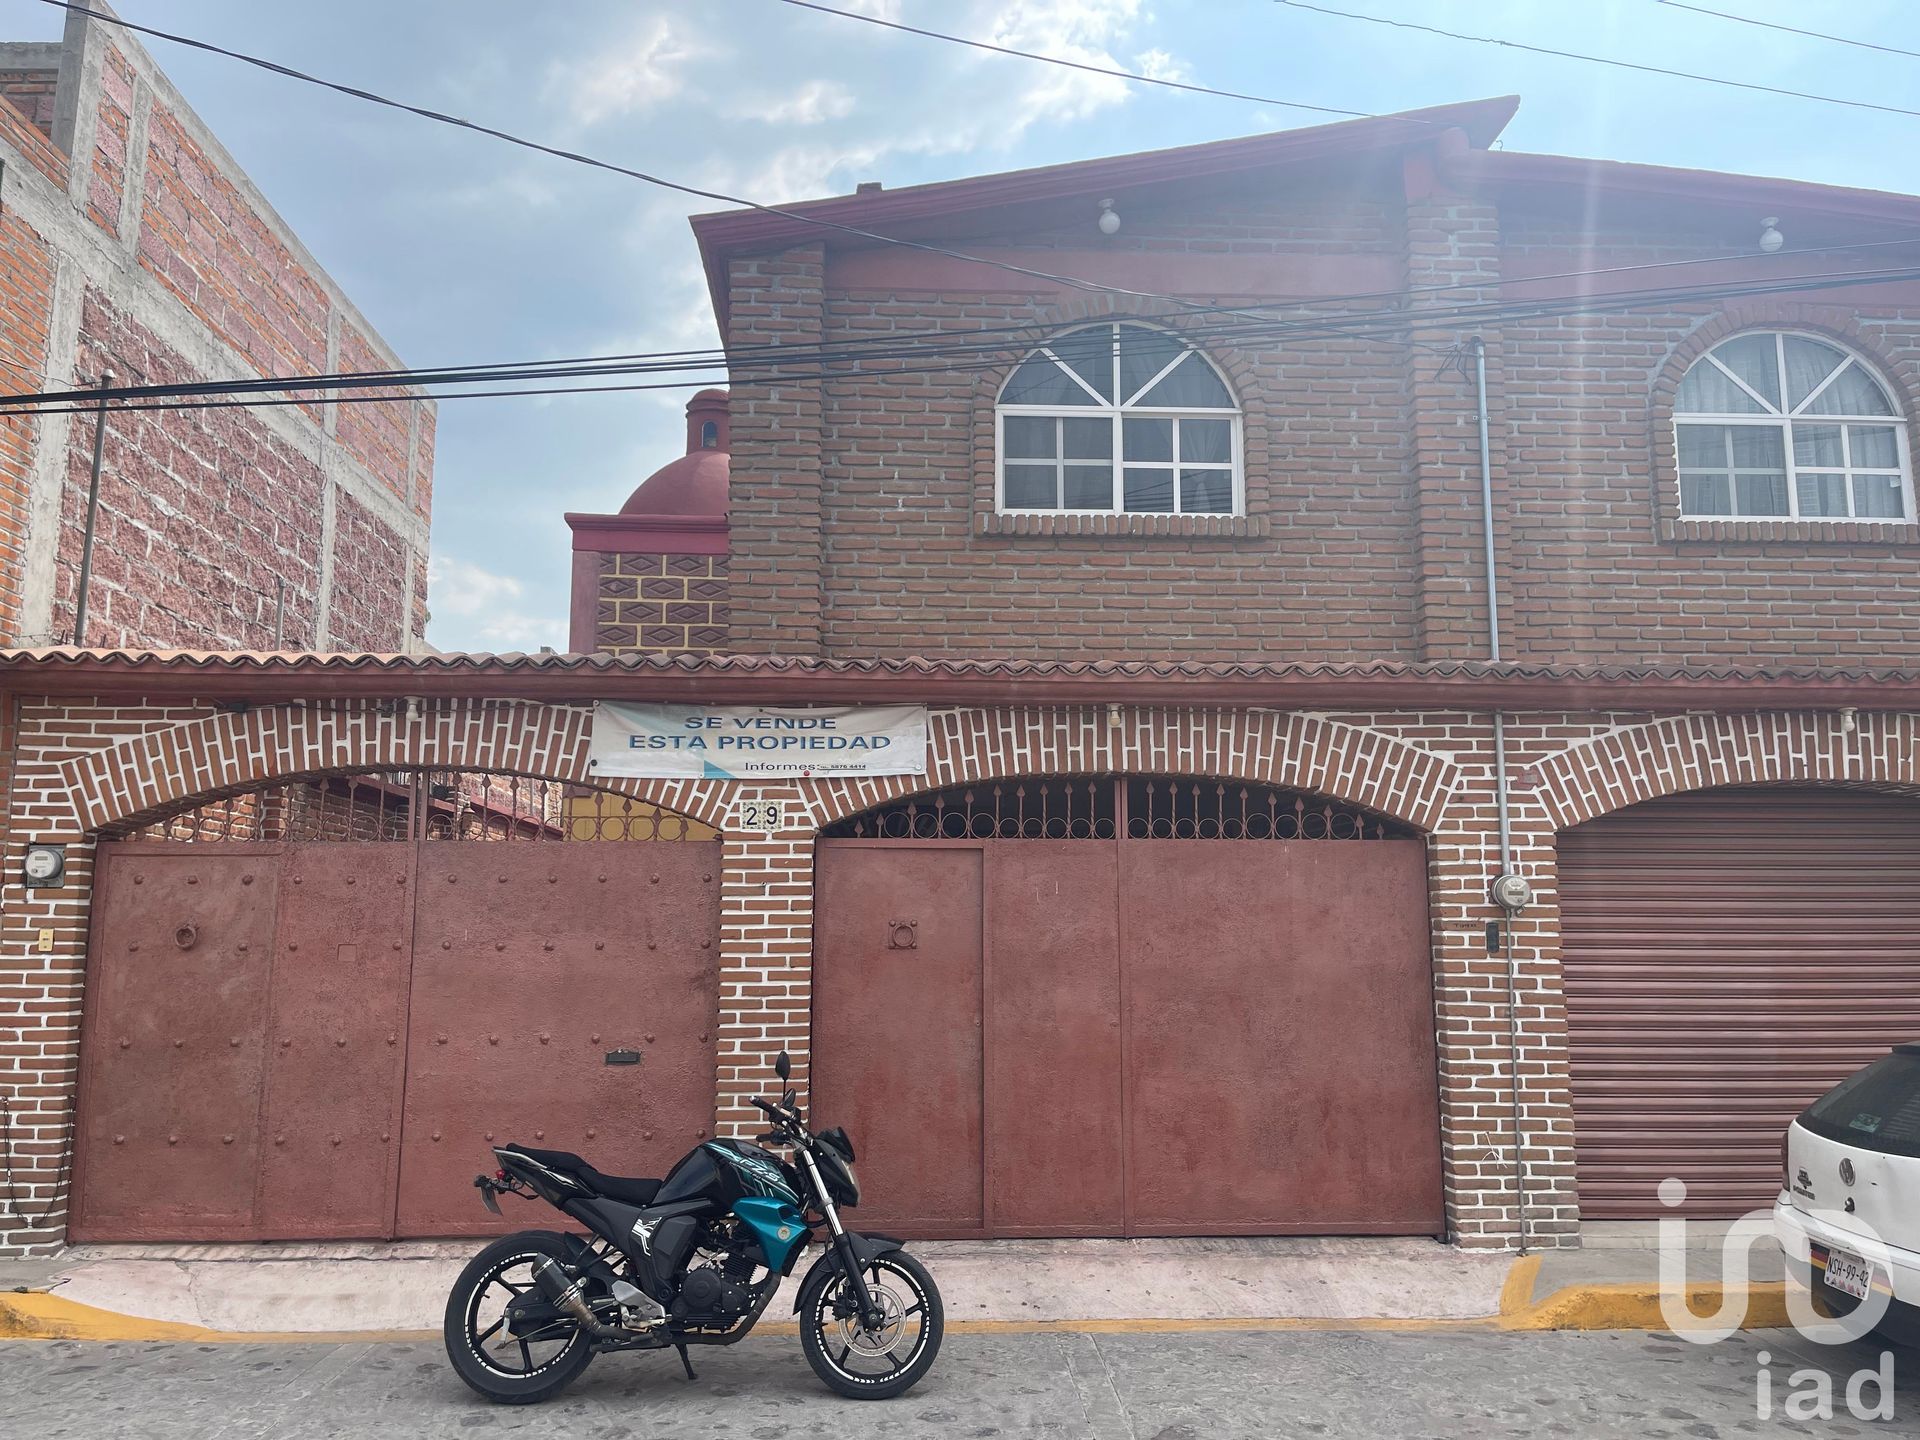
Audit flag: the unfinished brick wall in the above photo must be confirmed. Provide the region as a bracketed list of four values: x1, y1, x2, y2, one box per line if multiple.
[53, 290, 330, 650]
[0, 67, 57, 140]
[0, 14, 432, 652]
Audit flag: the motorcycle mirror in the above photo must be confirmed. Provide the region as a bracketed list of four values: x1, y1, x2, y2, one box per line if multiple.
[775, 1050, 791, 1081]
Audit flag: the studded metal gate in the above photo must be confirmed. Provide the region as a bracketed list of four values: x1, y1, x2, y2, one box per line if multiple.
[70, 772, 721, 1242]
[813, 776, 1443, 1238]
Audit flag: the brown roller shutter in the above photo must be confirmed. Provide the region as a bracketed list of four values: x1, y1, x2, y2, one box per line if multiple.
[1561, 786, 1920, 1220]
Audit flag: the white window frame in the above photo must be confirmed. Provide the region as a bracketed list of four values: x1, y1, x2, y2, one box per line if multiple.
[1673, 330, 1915, 524]
[995, 322, 1244, 517]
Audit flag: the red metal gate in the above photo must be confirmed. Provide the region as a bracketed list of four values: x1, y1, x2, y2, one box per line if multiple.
[812, 778, 1443, 1238]
[71, 773, 721, 1242]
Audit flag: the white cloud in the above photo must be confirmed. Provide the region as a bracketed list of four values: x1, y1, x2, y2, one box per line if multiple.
[721, 0, 1176, 203]
[427, 555, 565, 655]
[558, 15, 708, 127]
[732, 80, 858, 127]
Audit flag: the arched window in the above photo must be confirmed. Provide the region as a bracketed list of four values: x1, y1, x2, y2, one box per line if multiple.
[996, 321, 1241, 515]
[1674, 331, 1912, 522]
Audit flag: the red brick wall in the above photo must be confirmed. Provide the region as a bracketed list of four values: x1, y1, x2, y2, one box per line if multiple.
[327, 488, 410, 653]
[0, 22, 432, 652]
[52, 290, 331, 650]
[1494, 204, 1920, 665]
[721, 181, 1920, 670]
[12, 689, 1914, 1254]
[0, 68, 57, 140]
[724, 187, 1429, 663]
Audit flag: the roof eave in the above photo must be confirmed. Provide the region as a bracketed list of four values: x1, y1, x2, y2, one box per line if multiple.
[3, 648, 1918, 713]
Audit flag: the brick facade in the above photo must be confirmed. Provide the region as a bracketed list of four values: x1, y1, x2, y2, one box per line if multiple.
[707, 137, 1920, 673]
[6, 689, 1915, 1254]
[0, 10, 431, 653]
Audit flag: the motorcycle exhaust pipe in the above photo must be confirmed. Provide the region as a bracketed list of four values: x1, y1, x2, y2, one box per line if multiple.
[531, 1255, 629, 1341]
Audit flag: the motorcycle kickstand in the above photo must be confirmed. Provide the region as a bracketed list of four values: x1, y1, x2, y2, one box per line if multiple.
[673, 1340, 697, 1381]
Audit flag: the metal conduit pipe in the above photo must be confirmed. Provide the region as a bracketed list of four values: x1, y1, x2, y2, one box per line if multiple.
[1470, 335, 1529, 1254]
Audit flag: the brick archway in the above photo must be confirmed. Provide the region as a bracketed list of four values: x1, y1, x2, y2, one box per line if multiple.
[54, 698, 732, 835]
[1530, 710, 1920, 831]
[804, 707, 1458, 833]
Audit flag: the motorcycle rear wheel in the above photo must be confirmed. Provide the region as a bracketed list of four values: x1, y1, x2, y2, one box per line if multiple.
[798, 1250, 943, 1399]
[444, 1230, 595, 1405]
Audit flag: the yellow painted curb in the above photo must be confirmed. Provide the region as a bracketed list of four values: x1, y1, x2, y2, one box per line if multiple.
[0, 1275, 1794, 1344]
[1499, 1280, 1793, 1333]
[1498, 1253, 1542, 1316]
[0, 1292, 435, 1345]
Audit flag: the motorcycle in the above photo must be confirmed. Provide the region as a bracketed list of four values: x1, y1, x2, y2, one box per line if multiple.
[443, 1051, 943, 1404]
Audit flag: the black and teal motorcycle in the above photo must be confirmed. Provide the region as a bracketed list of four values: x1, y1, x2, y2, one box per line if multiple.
[445, 1052, 942, 1403]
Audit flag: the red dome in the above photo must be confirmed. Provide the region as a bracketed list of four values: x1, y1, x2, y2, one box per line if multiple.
[620, 390, 729, 517]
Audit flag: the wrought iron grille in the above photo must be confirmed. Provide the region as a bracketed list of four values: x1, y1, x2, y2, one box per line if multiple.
[821, 776, 1413, 841]
[108, 770, 715, 843]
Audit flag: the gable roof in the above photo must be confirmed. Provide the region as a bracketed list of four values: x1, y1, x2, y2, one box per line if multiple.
[689, 96, 1520, 329]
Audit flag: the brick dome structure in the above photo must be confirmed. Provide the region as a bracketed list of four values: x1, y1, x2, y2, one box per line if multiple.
[620, 389, 729, 517]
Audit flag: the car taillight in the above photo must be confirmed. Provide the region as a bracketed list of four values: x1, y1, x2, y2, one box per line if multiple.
[1781, 1133, 1790, 1190]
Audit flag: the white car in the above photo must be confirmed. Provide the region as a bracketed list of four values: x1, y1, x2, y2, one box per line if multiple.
[1773, 1044, 1920, 1344]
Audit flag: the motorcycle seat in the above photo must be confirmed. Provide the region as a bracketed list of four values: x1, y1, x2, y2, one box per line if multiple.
[502, 1144, 662, 1207]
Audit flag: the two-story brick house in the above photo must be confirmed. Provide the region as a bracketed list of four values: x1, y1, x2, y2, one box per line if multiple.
[8, 96, 1920, 1259]
[561, 95, 1920, 1245]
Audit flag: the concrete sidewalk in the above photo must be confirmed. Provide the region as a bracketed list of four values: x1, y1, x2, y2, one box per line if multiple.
[0, 1225, 1810, 1342]
[6, 1236, 1515, 1336]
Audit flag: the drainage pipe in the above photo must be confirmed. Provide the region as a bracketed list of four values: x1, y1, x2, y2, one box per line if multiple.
[1471, 335, 1528, 1254]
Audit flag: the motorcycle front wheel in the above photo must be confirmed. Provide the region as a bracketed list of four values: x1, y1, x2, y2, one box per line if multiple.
[444, 1230, 595, 1405]
[798, 1250, 944, 1399]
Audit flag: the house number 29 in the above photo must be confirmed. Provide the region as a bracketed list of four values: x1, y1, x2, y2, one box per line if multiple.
[737, 799, 785, 834]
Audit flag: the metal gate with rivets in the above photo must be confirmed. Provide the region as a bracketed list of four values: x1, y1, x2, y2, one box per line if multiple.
[69, 772, 722, 1242]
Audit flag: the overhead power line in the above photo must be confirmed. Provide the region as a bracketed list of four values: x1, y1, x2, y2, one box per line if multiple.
[772, 0, 1376, 119]
[6, 264, 1919, 420]
[1655, 1, 1920, 62]
[32, 1, 1331, 323]
[8, 236, 1919, 413]
[1271, 0, 1920, 122]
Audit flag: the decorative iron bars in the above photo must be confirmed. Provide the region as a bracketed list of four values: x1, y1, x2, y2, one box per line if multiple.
[109, 771, 715, 843]
[821, 776, 1413, 841]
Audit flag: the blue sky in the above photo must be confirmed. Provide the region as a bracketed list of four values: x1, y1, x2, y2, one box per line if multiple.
[2, 0, 1915, 652]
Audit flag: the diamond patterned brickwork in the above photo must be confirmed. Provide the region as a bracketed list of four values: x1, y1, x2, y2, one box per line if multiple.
[595, 552, 730, 655]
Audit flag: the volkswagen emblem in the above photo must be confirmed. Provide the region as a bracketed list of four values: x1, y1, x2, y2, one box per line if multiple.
[1840, 1158, 1856, 1187]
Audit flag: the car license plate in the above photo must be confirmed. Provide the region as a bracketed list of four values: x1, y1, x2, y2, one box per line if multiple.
[1825, 1246, 1875, 1301]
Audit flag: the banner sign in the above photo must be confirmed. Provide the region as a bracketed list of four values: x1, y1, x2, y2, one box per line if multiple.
[588, 702, 928, 780]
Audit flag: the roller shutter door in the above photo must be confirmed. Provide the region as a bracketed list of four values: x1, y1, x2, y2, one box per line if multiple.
[1560, 785, 1920, 1219]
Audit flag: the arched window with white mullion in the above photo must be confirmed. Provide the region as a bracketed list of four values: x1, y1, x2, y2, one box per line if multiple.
[996, 321, 1242, 516]
[1674, 331, 1913, 522]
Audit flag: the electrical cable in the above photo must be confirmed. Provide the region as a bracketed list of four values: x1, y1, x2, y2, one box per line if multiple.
[771, 0, 1379, 119]
[5, 262, 1917, 419]
[7, 240, 1920, 412]
[1655, 1, 1920, 62]
[31, 0, 1357, 323]
[1270, 0, 1920, 121]
[33, 3, 1920, 409]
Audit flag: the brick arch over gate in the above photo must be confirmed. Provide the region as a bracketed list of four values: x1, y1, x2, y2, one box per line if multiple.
[803, 708, 1460, 832]
[55, 699, 731, 835]
[1529, 710, 1920, 831]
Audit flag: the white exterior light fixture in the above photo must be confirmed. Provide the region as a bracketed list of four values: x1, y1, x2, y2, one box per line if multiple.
[1097, 198, 1120, 236]
[1759, 216, 1785, 254]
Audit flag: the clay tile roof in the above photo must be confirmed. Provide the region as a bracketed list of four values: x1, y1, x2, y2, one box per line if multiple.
[4, 646, 1920, 710]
